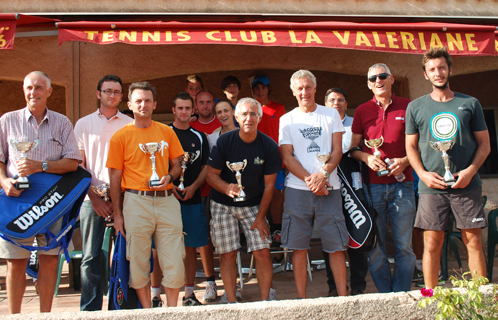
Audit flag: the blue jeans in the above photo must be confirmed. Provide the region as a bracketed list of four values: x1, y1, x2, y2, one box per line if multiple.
[366, 182, 416, 293]
[80, 201, 106, 311]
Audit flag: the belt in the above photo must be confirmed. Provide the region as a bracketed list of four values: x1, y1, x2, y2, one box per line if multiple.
[125, 189, 173, 197]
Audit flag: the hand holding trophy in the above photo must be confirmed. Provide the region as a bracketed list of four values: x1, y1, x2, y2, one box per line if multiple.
[226, 160, 247, 202]
[139, 141, 168, 188]
[316, 152, 333, 191]
[430, 140, 456, 186]
[179, 151, 200, 190]
[10, 139, 39, 189]
[364, 136, 389, 177]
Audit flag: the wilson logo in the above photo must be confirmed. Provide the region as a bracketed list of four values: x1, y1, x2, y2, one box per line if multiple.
[340, 182, 366, 229]
[13, 192, 64, 230]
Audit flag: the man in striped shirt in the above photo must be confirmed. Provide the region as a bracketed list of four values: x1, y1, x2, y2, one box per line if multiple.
[0, 71, 81, 314]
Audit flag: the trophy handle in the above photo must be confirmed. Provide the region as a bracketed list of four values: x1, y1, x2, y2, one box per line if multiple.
[32, 139, 39, 150]
[226, 161, 233, 172]
[139, 143, 147, 154]
[241, 159, 247, 171]
[192, 150, 200, 163]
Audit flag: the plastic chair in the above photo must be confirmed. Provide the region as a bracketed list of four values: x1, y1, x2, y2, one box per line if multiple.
[248, 247, 312, 281]
[54, 250, 83, 296]
[486, 209, 498, 281]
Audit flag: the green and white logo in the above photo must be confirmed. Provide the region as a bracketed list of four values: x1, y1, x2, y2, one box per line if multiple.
[430, 112, 459, 141]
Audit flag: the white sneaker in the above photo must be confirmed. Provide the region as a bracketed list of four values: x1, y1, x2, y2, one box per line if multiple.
[220, 290, 242, 303]
[269, 288, 276, 301]
[203, 282, 217, 302]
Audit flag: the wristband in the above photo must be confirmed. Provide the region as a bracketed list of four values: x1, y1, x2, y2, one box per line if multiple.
[166, 174, 174, 182]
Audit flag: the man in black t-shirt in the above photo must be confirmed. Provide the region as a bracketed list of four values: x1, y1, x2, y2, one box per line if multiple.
[169, 92, 212, 306]
[207, 98, 282, 303]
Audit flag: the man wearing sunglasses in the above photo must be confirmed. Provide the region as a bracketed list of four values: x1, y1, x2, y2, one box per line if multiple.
[350, 63, 416, 293]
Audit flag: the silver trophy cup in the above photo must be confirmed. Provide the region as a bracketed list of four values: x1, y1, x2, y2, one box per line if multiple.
[179, 151, 200, 190]
[139, 141, 168, 188]
[364, 136, 389, 177]
[316, 152, 333, 191]
[226, 160, 247, 202]
[92, 183, 112, 222]
[430, 140, 456, 186]
[10, 139, 39, 189]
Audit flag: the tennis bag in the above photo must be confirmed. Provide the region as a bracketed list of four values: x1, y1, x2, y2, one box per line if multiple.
[337, 148, 377, 251]
[0, 166, 91, 270]
[108, 232, 142, 310]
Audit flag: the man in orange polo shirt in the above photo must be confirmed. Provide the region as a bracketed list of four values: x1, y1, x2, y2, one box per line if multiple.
[107, 81, 185, 307]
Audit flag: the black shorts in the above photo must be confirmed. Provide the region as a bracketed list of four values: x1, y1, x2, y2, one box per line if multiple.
[415, 186, 487, 231]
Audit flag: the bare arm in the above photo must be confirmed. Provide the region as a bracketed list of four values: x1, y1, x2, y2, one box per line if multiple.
[280, 144, 310, 182]
[304, 131, 342, 195]
[452, 130, 490, 189]
[406, 133, 447, 189]
[0, 162, 21, 197]
[250, 173, 276, 241]
[349, 133, 386, 172]
[16, 158, 78, 176]
[206, 165, 242, 198]
[110, 168, 125, 236]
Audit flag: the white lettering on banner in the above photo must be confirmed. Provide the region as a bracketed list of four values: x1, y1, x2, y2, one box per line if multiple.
[340, 182, 366, 229]
[13, 192, 64, 230]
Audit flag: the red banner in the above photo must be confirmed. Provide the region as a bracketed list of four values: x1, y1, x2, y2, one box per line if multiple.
[58, 21, 497, 56]
[0, 14, 17, 50]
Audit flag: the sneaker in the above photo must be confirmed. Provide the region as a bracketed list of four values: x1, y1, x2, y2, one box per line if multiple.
[203, 282, 217, 302]
[182, 294, 203, 306]
[415, 274, 445, 287]
[220, 290, 243, 303]
[327, 288, 338, 297]
[351, 289, 364, 296]
[412, 268, 424, 282]
[152, 296, 163, 308]
[269, 288, 277, 301]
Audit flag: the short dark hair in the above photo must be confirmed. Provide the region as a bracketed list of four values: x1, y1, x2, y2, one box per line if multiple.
[97, 75, 123, 91]
[128, 82, 156, 101]
[173, 92, 194, 107]
[220, 76, 241, 92]
[422, 47, 452, 71]
[214, 99, 233, 110]
[195, 89, 214, 102]
[186, 75, 204, 89]
[325, 87, 348, 104]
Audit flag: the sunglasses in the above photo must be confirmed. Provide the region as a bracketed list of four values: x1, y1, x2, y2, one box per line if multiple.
[368, 73, 390, 82]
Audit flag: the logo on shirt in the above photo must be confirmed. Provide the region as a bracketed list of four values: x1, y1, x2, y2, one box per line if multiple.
[299, 127, 323, 153]
[254, 157, 265, 165]
[430, 112, 459, 141]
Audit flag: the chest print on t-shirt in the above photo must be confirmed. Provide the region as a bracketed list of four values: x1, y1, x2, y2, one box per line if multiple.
[298, 127, 323, 153]
[254, 156, 265, 165]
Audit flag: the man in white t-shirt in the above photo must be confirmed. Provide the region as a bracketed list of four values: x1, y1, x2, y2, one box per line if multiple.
[278, 70, 349, 298]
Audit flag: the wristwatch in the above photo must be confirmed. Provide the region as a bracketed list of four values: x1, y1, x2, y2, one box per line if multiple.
[320, 170, 330, 178]
[42, 161, 49, 172]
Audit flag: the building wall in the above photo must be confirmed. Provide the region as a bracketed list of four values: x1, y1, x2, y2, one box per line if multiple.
[2, 0, 498, 16]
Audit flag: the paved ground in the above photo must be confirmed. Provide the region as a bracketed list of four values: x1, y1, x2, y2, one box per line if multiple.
[0, 243, 496, 314]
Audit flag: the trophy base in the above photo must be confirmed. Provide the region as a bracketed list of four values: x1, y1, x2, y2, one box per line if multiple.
[234, 196, 246, 202]
[15, 181, 31, 190]
[445, 180, 456, 187]
[149, 180, 161, 188]
[376, 169, 390, 177]
[325, 186, 333, 191]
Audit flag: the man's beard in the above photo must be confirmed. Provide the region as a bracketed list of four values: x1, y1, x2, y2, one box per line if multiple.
[431, 77, 449, 90]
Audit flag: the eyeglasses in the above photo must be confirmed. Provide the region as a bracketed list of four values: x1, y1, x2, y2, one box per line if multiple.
[100, 89, 122, 96]
[327, 98, 346, 104]
[368, 73, 390, 82]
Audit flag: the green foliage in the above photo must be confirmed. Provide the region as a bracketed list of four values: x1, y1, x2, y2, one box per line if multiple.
[418, 271, 498, 319]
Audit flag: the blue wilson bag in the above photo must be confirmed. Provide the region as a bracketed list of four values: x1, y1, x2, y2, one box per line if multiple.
[0, 166, 91, 263]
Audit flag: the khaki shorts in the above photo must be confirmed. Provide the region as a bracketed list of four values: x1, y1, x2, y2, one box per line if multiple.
[0, 216, 74, 259]
[415, 186, 488, 231]
[123, 191, 185, 289]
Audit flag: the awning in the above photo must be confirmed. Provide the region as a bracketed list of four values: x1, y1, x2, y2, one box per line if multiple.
[0, 14, 59, 49]
[58, 21, 497, 56]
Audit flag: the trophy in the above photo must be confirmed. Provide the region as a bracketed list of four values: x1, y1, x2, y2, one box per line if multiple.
[139, 141, 168, 188]
[226, 160, 247, 202]
[316, 152, 333, 191]
[430, 140, 456, 186]
[178, 151, 200, 190]
[92, 183, 110, 201]
[9, 139, 39, 189]
[364, 136, 389, 177]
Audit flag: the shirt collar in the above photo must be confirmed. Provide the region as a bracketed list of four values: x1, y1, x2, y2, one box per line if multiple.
[373, 93, 395, 108]
[24, 106, 49, 123]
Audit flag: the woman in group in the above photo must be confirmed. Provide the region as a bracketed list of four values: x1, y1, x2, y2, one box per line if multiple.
[208, 99, 238, 150]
